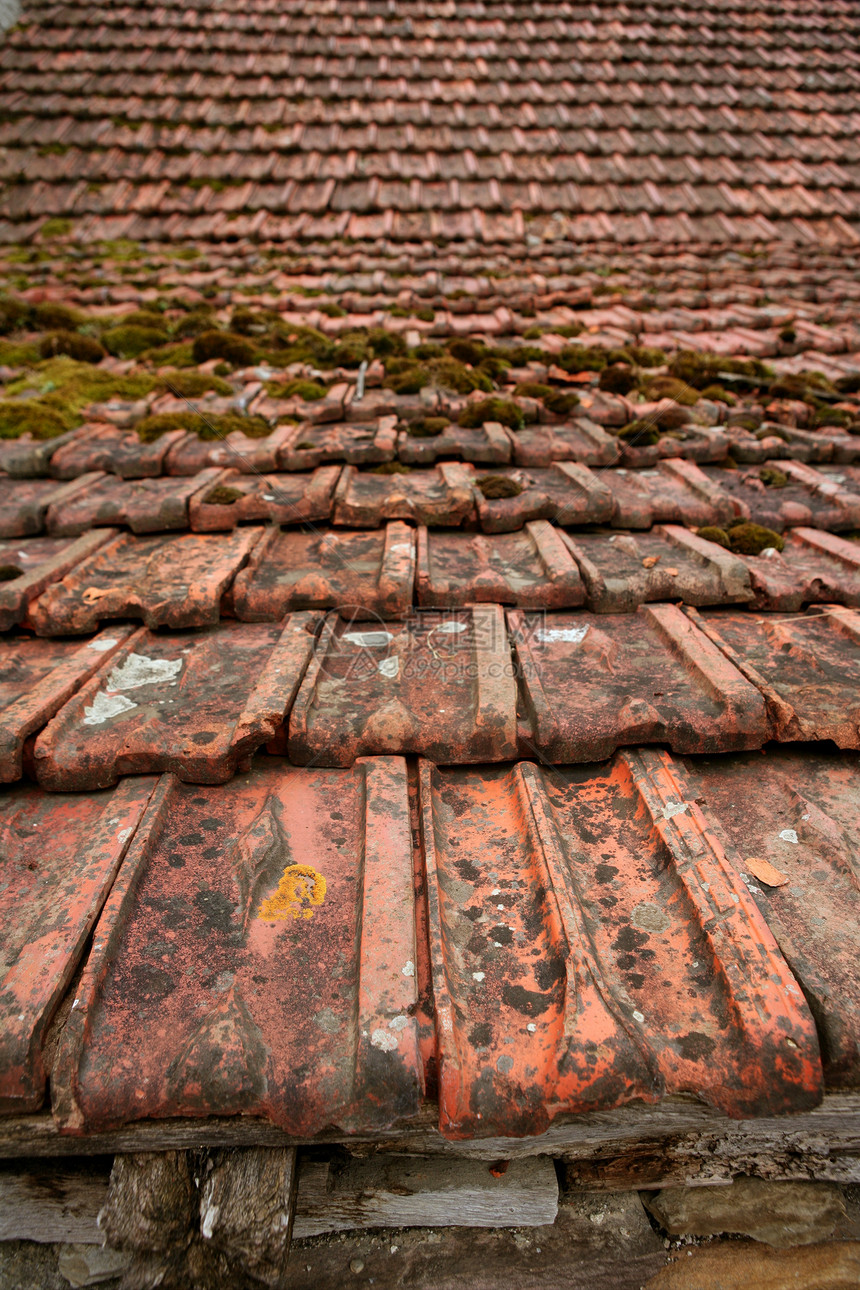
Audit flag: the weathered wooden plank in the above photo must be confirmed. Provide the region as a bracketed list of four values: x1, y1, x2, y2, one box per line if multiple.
[0, 1159, 109, 1244]
[1, 1095, 858, 1178]
[292, 1155, 558, 1237]
[198, 1147, 297, 1286]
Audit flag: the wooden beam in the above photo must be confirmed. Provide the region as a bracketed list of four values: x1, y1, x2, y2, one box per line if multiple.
[292, 1155, 559, 1238]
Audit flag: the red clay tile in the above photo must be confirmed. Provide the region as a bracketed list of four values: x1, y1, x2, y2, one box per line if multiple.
[675, 745, 860, 1087]
[34, 615, 318, 791]
[509, 420, 620, 468]
[419, 752, 821, 1138]
[616, 426, 730, 469]
[703, 461, 860, 531]
[0, 428, 81, 478]
[278, 418, 398, 469]
[231, 523, 415, 622]
[0, 625, 133, 781]
[332, 463, 475, 528]
[53, 758, 422, 1134]
[687, 605, 860, 749]
[604, 460, 738, 530]
[0, 775, 157, 1113]
[0, 475, 98, 538]
[510, 605, 769, 762]
[398, 421, 512, 466]
[0, 530, 112, 630]
[164, 424, 296, 476]
[289, 605, 517, 766]
[561, 524, 753, 613]
[739, 527, 860, 610]
[474, 464, 614, 534]
[416, 521, 585, 610]
[188, 466, 341, 531]
[45, 468, 222, 536]
[49, 425, 186, 479]
[27, 528, 263, 635]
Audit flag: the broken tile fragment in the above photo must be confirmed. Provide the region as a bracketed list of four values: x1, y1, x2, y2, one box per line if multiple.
[35, 615, 318, 790]
[0, 530, 112, 631]
[416, 521, 585, 609]
[188, 467, 341, 531]
[49, 426, 186, 479]
[687, 605, 860, 748]
[561, 525, 753, 613]
[279, 419, 398, 470]
[0, 475, 98, 538]
[420, 752, 821, 1137]
[53, 758, 422, 1135]
[289, 605, 517, 766]
[398, 421, 511, 466]
[46, 470, 222, 536]
[703, 462, 860, 532]
[333, 463, 475, 528]
[474, 464, 614, 534]
[231, 523, 415, 621]
[0, 625, 133, 781]
[510, 605, 769, 762]
[604, 461, 737, 530]
[675, 745, 860, 1087]
[509, 419, 620, 468]
[0, 775, 157, 1112]
[28, 528, 263, 635]
[739, 527, 860, 610]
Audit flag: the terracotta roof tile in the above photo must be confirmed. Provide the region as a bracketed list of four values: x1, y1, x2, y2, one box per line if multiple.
[416, 520, 585, 610]
[34, 615, 318, 790]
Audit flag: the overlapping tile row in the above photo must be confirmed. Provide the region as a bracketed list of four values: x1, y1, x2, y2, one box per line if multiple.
[6, 459, 860, 538]
[8, 743, 860, 1135]
[2, 0, 860, 244]
[5, 596, 860, 785]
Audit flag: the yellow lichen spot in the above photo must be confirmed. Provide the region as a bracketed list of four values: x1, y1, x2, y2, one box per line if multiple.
[257, 864, 327, 921]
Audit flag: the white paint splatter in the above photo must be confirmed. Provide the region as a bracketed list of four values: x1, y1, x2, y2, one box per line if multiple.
[401, 960, 415, 977]
[662, 800, 690, 820]
[83, 692, 137, 726]
[437, 620, 467, 634]
[116, 828, 133, 844]
[632, 1010, 645, 1024]
[344, 630, 393, 648]
[106, 652, 183, 691]
[378, 656, 399, 679]
[472, 972, 485, 983]
[388, 1015, 408, 1032]
[779, 829, 799, 844]
[370, 1028, 398, 1052]
[88, 637, 118, 652]
[535, 625, 589, 644]
[200, 1201, 219, 1240]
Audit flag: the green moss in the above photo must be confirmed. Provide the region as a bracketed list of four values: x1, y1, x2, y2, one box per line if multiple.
[522, 326, 544, 340]
[31, 302, 84, 332]
[432, 359, 493, 394]
[617, 419, 660, 446]
[0, 401, 70, 440]
[415, 308, 436, 323]
[476, 474, 523, 499]
[598, 364, 637, 395]
[319, 301, 347, 318]
[156, 370, 232, 399]
[266, 378, 327, 402]
[628, 346, 666, 368]
[203, 484, 244, 505]
[191, 330, 257, 367]
[407, 417, 449, 438]
[294, 440, 317, 450]
[136, 410, 272, 443]
[0, 297, 30, 334]
[459, 398, 526, 431]
[759, 466, 789, 488]
[1, 359, 157, 438]
[699, 383, 736, 405]
[669, 350, 772, 391]
[38, 218, 73, 238]
[644, 375, 699, 406]
[0, 338, 40, 366]
[171, 308, 217, 340]
[558, 344, 609, 373]
[447, 339, 486, 365]
[370, 461, 411, 474]
[696, 526, 732, 549]
[384, 365, 429, 395]
[136, 411, 205, 442]
[514, 382, 554, 400]
[102, 324, 169, 358]
[727, 522, 785, 555]
[39, 331, 106, 364]
[835, 374, 860, 396]
[733, 415, 761, 432]
[414, 343, 445, 360]
[229, 307, 274, 337]
[544, 390, 579, 416]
